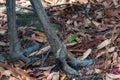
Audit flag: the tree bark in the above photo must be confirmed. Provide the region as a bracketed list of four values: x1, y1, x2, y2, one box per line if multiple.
[30, 0, 95, 75]
[30, 0, 80, 75]
[6, 0, 30, 62]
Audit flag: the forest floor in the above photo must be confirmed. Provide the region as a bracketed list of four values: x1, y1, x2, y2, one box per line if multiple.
[0, 0, 120, 80]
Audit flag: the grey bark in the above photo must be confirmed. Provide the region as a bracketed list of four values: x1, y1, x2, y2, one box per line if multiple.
[30, 0, 79, 75]
[6, 0, 30, 62]
[30, 0, 95, 75]
[5, 0, 95, 75]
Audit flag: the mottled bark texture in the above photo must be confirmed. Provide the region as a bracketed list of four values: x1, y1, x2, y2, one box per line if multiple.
[30, 0, 95, 75]
[6, 0, 30, 62]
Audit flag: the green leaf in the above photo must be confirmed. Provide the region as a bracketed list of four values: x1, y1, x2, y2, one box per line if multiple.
[68, 34, 77, 43]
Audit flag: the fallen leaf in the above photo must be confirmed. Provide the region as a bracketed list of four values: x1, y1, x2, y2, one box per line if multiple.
[106, 74, 113, 80]
[97, 39, 111, 49]
[112, 52, 118, 65]
[96, 47, 116, 58]
[80, 48, 92, 60]
[30, 46, 50, 56]
[95, 68, 102, 73]
[31, 34, 46, 43]
[0, 0, 5, 4]
[66, 20, 73, 25]
[0, 62, 36, 80]
[0, 30, 6, 35]
[2, 70, 12, 76]
[0, 41, 8, 46]
[112, 0, 118, 6]
[116, 63, 120, 73]
[60, 72, 66, 80]
[39, 65, 55, 71]
[77, 0, 88, 4]
[9, 77, 18, 80]
[116, 64, 120, 67]
[30, 31, 46, 43]
[52, 72, 59, 80]
[74, 21, 78, 27]
[112, 66, 120, 73]
[116, 38, 120, 42]
[107, 47, 116, 52]
[43, 70, 51, 77]
[104, 8, 120, 18]
[47, 72, 58, 80]
[106, 73, 120, 79]
[92, 20, 101, 27]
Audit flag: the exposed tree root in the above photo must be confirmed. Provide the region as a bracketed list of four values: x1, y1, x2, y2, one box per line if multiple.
[67, 55, 96, 68]
[56, 48, 95, 75]
[30, 0, 96, 75]
[56, 59, 78, 75]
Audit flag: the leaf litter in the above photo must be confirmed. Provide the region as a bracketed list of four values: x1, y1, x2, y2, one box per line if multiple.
[0, 0, 120, 79]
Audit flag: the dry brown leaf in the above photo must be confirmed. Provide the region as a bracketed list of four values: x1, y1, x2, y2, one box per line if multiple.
[39, 65, 55, 71]
[38, 75, 47, 80]
[106, 60, 112, 68]
[97, 39, 111, 49]
[0, 62, 36, 80]
[52, 72, 59, 80]
[96, 51, 105, 58]
[112, 52, 118, 65]
[0, 30, 6, 35]
[46, 72, 55, 80]
[26, 1, 31, 6]
[96, 47, 116, 58]
[43, 70, 51, 77]
[105, 8, 120, 18]
[112, 0, 118, 6]
[66, 20, 73, 25]
[107, 47, 116, 52]
[0, 0, 5, 4]
[96, 0, 104, 2]
[116, 38, 120, 42]
[92, 20, 101, 27]
[116, 64, 120, 73]
[116, 64, 120, 68]
[77, 0, 88, 4]
[30, 31, 46, 43]
[73, 21, 78, 27]
[31, 34, 46, 43]
[9, 77, 18, 80]
[60, 72, 66, 80]
[80, 48, 92, 60]
[44, 0, 55, 4]
[106, 75, 113, 80]
[0, 41, 8, 46]
[2, 70, 12, 76]
[106, 73, 120, 79]
[95, 68, 102, 73]
[33, 31, 46, 37]
[30, 46, 50, 56]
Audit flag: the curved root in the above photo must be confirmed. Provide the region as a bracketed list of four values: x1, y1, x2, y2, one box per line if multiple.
[58, 59, 79, 75]
[67, 55, 96, 68]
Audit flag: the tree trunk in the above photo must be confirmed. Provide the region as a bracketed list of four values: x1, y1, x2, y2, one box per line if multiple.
[6, 0, 30, 62]
[30, 0, 80, 75]
[30, 0, 96, 75]
[6, 0, 95, 75]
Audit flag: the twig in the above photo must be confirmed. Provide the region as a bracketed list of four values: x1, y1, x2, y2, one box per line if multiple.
[30, 42, 78, 56]
[41, 49, 50, 67]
